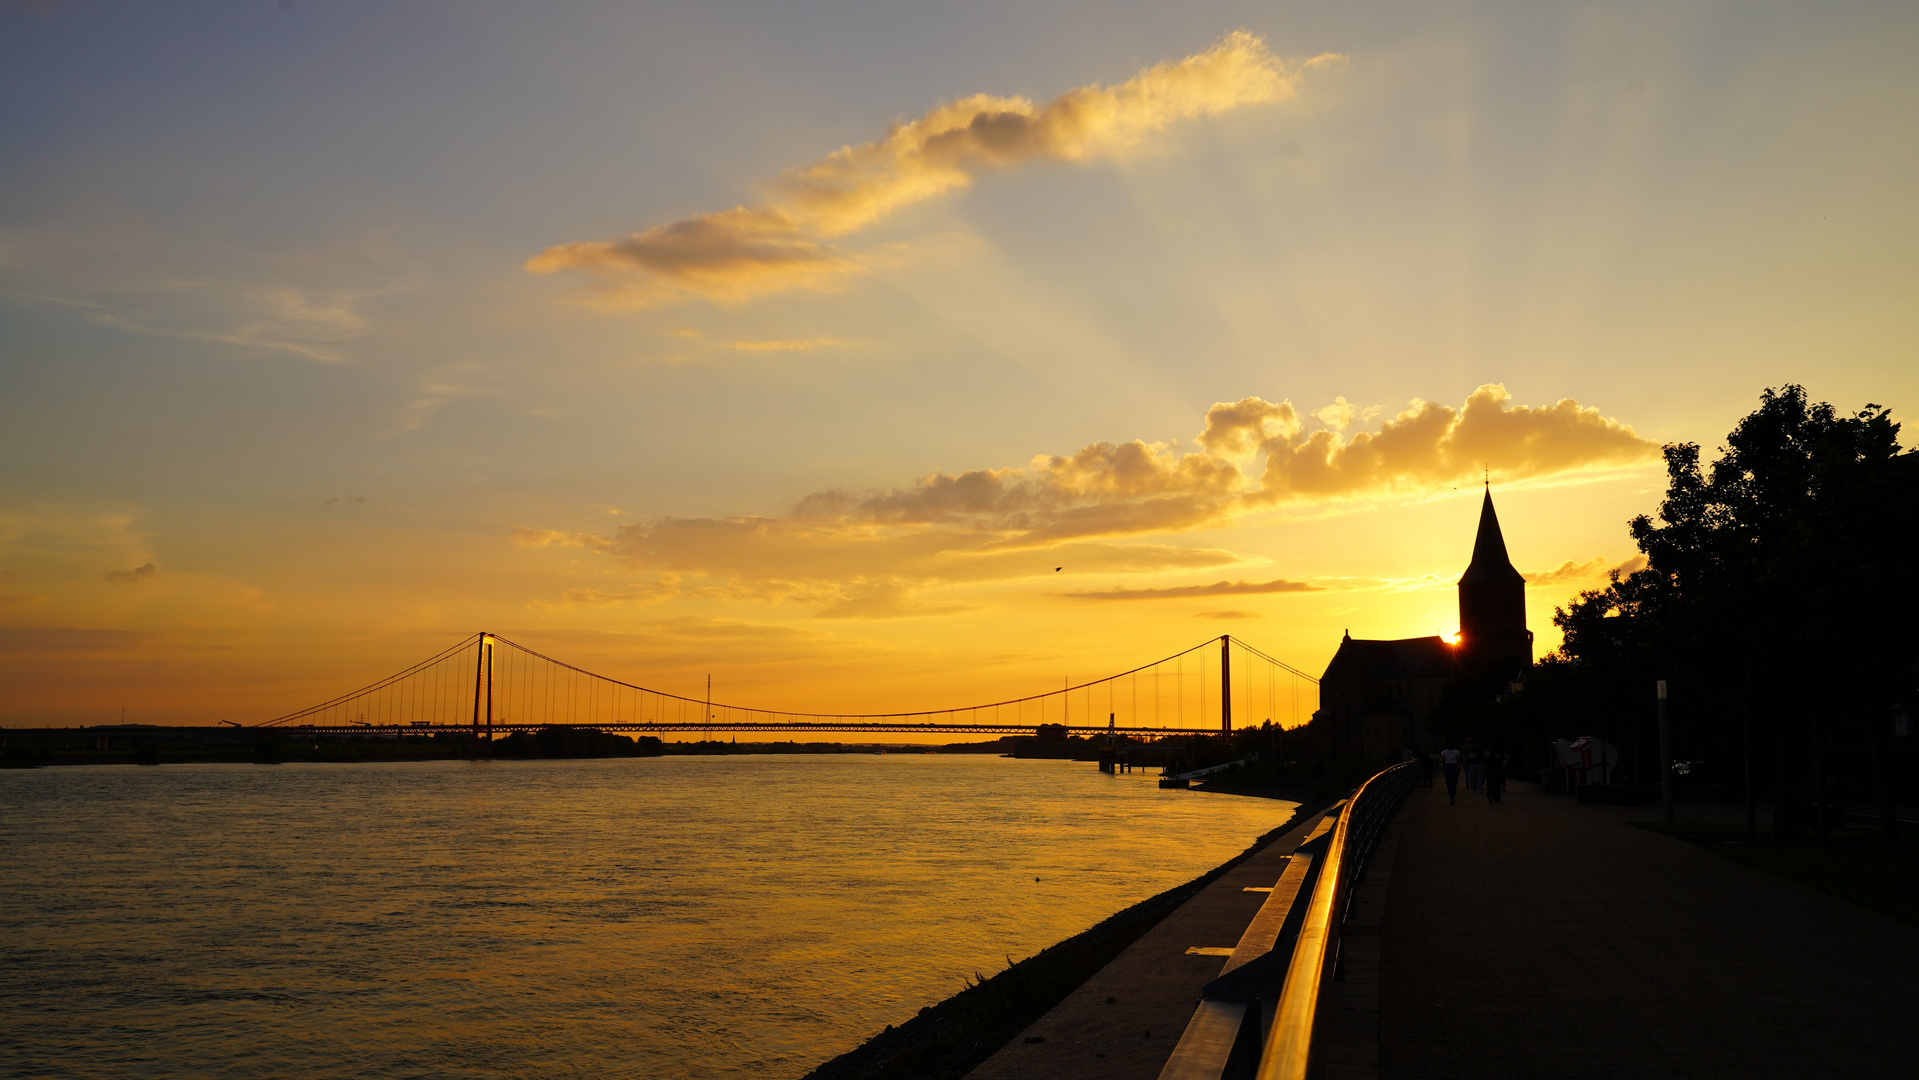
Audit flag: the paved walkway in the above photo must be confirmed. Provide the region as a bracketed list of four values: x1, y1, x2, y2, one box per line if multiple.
[1380, 783, 1919, 1079]
[967, 805, 1333, 1080]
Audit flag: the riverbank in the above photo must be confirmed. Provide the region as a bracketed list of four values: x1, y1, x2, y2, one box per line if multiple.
[800, 797, 1321, 1080]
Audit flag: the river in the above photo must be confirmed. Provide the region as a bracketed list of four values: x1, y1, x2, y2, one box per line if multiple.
[0, 754, 1294, 1079]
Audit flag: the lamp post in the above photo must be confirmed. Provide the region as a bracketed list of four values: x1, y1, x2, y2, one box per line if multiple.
[1744, 695, 1757, 844]
[1659, 680, 1672, 823]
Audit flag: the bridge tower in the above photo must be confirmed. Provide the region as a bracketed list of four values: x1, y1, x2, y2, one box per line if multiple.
[1220, 634, 1232, 735]
[471, 632, 494, 744]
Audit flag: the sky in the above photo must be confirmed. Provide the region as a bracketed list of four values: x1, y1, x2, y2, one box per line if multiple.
[2, 0, 1915, 728]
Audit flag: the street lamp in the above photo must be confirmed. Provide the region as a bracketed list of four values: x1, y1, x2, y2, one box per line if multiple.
[1658, 680, 1672, 823]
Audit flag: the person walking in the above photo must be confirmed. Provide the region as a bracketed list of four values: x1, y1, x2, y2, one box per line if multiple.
[1440, 745, 1462, 804]
[1485, 749, 1507, 804]
[1467, 747, 1485, 794]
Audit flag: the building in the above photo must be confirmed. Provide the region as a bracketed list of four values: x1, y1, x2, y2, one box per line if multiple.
[1318, 633, 1457, 763]
[1456, 483, 1533, 679]
[1315, 483, 1531, 762]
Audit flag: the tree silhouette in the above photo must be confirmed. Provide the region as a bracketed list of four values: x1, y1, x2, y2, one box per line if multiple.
[1462, 386, 1917, 844]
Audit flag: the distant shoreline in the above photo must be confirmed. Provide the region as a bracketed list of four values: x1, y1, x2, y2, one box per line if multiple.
[1, 726, 1239, 770]
[0, 727, 1017, 768]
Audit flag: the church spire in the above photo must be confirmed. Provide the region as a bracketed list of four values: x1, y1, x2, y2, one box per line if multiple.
[1456, 483, 1530, 675]
[1459, 482, 1523, 587]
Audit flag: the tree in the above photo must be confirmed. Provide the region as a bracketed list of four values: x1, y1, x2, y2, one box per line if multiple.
[1551, 386, 1918, 843]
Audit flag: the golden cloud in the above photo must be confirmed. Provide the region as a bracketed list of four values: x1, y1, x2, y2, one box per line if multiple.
[519, 385, 1653, 617]
[724, 338, 843, 353]
[1525, 553, 1648, 587]
[816, 439, 1248, 542]
[105, 562, 158, 584]
[526, 32, 1337, 305]
[509, 527, 605, 550]
[1253, 385, 1656, 501]
[1198, 396, 1301, 458]
[525, 207, 859, 306]
[1063, 578, 1320, 602]
[815, 582, 977, 621]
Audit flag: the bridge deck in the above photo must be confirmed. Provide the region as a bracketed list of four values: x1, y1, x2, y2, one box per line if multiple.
[272, 722, 1226, 737]
[1378, 784, 1919, 1080]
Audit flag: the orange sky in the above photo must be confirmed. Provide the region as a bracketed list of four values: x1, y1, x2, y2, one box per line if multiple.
[3, 10, 1914, 727]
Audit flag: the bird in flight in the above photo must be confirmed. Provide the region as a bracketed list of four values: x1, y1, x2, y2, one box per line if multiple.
[1055, 567, 1063, 572]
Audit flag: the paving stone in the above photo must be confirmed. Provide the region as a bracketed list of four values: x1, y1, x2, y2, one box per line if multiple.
[1379, 785, 1919, 1080]
[965, 806, 1332, 1080]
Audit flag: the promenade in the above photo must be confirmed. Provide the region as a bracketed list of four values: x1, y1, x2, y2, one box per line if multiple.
[966, 802, 1334, 1080]
[1379, 784, 1919, 1079]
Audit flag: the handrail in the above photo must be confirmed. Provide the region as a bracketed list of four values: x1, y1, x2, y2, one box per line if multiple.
[1256, 760, 1416, 1080]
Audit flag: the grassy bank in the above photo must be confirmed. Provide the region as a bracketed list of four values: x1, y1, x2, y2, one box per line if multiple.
[801, 800, 1323, 1080]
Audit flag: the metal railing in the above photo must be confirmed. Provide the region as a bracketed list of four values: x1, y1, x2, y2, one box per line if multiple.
[1258, 760, 1416, 1080]
[1159, 759, 1418, 1080]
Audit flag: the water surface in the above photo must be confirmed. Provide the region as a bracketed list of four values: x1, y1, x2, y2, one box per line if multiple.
[1, 754, 1294, 1078]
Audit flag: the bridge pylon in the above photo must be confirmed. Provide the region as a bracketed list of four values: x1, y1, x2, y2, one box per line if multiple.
[1221, 634, 1231, 735]
[472, 632, 495, 746]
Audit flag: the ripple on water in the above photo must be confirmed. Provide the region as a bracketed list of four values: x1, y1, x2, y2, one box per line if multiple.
[0, 755, 1294, 1079]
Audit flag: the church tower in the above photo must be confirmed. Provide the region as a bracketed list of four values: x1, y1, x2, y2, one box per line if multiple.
[1457, 484, 1531, 676]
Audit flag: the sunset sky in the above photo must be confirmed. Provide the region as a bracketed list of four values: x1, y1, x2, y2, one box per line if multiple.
[3, 2, 1915, 727]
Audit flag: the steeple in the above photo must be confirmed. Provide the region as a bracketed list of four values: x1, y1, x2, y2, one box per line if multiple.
[1456, 483, 1530, 675]
[1459, 483, 1525, 589]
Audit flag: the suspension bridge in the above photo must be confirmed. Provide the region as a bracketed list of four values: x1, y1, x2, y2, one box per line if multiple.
[258, 633, 1320, 742]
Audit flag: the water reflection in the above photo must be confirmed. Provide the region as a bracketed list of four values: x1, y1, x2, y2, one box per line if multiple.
[1, 754, 1293, 1079]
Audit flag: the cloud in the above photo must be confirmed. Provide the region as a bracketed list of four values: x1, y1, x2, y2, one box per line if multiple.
[510, 527, 603, 549]
[1197, 610, 1261, 620]
[105, 562, 157, 584]
[528, 582, 680, 610]
[1525, 553, 1648, 587]
[1252, 385, 1657, 502]
[724, 338, 843, 353]
[591, 520, 1241, 592]
[0, 593, 45, 610]
[1199, 397, 1300, 458]
[815, 582, 976, 620]
[526, 206, 860, 306]
[1, 223, 424, 364]
[84, 287, 374, 364]
[391, 369, 508, 434]
[518, 385, 1650, 617]
[807, 437, 1249, 544]
[1612, 554, 1650, 577]
[1524, 557, 1607, 586]
[1311, 396, 1380, 433]
[1064, 578, 1320, 601]
[527, 32, 1338, 305]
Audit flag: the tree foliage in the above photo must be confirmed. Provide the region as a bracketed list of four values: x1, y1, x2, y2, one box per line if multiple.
[1469, 386, 1919, 789]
